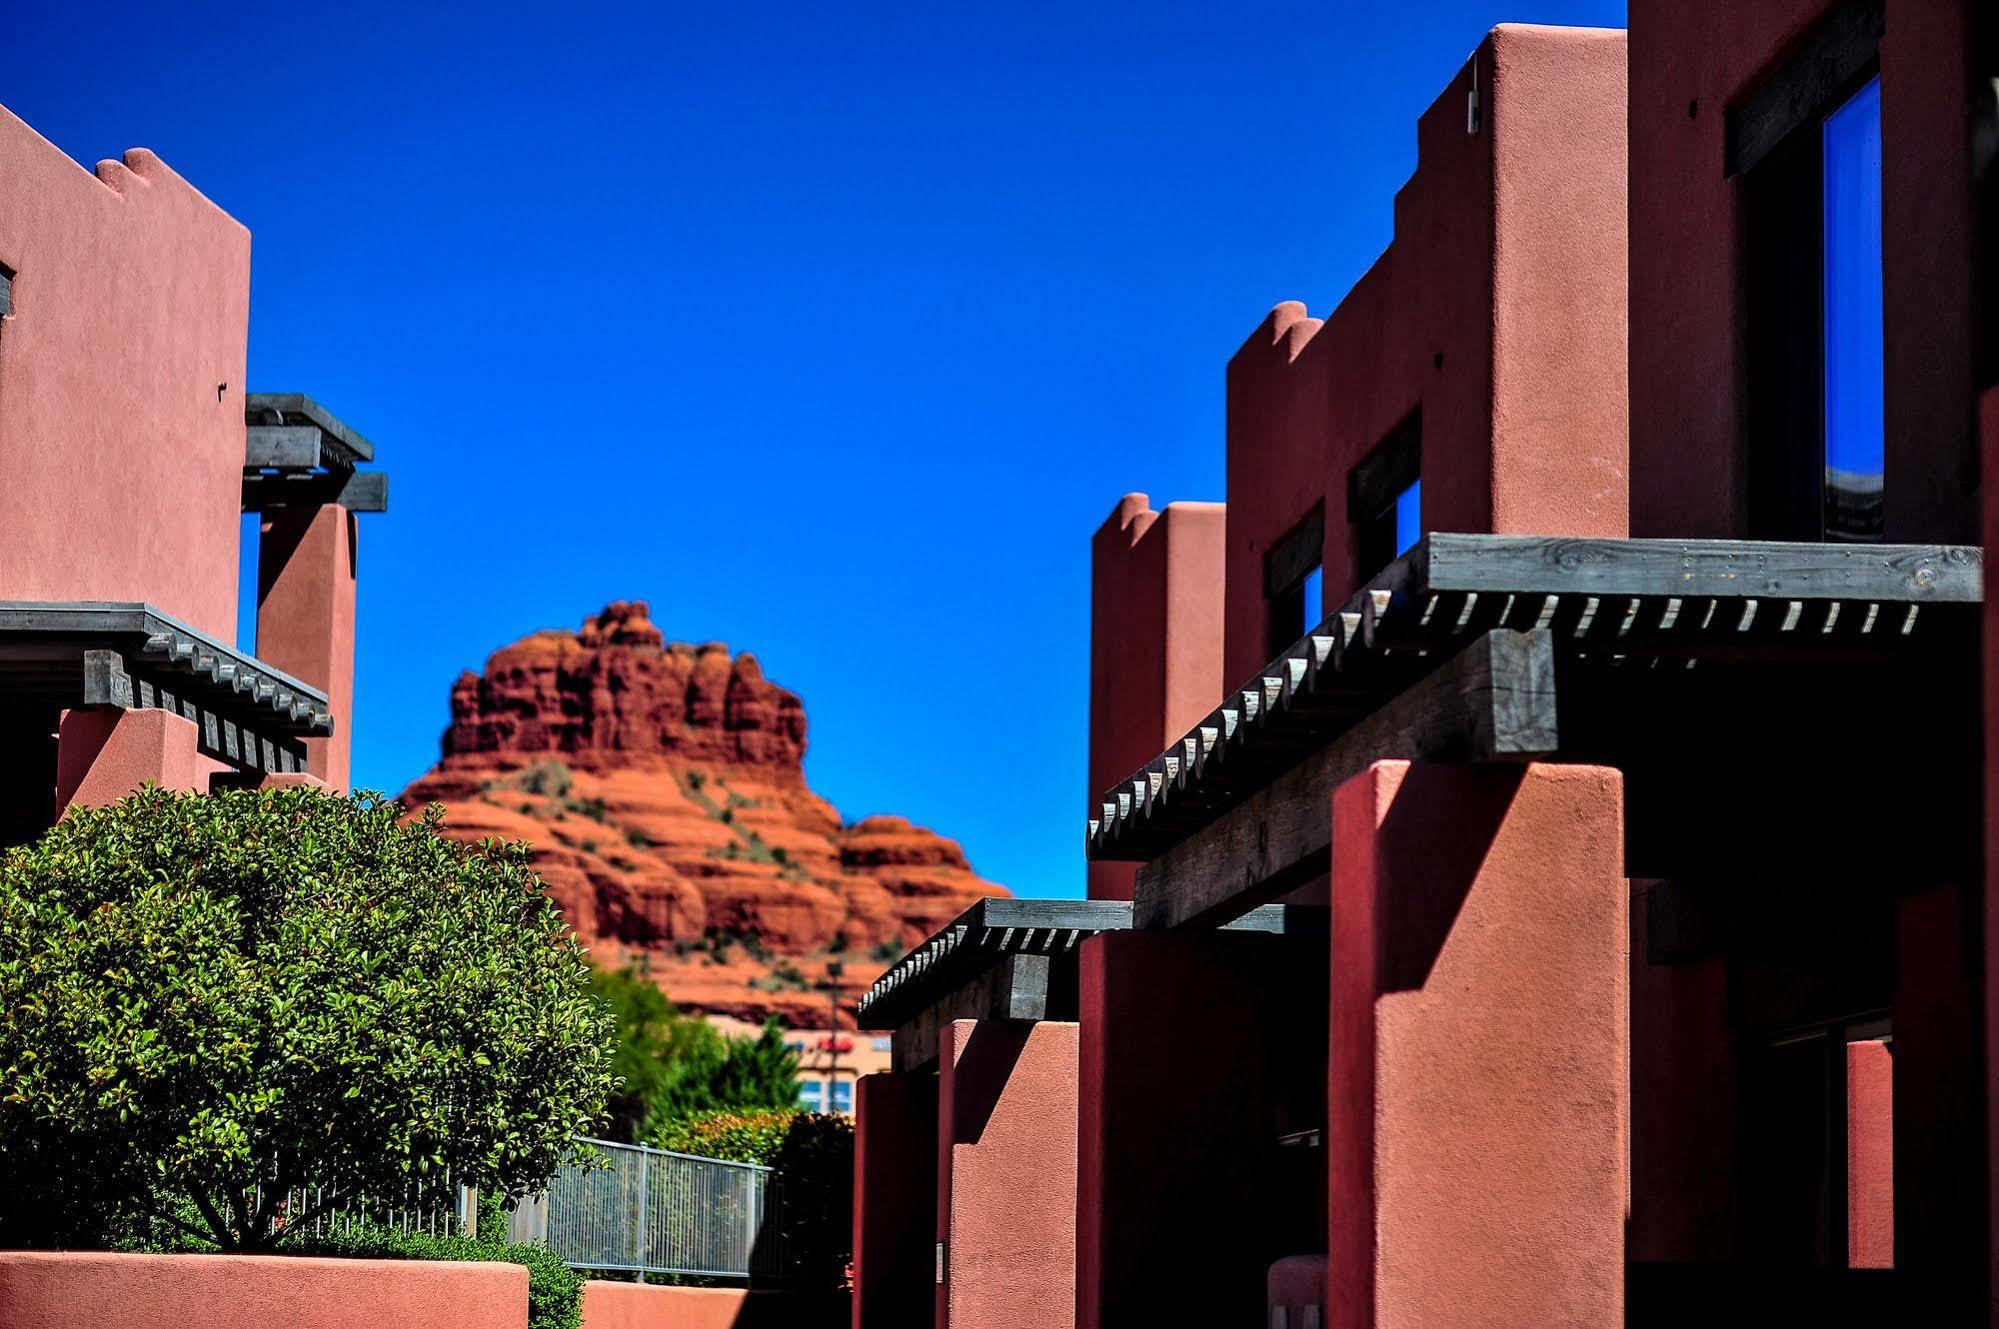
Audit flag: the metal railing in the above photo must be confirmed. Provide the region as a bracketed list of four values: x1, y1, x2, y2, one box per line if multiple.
[266, 1177, 476, 1241]
[509, 1137, 791, 1281]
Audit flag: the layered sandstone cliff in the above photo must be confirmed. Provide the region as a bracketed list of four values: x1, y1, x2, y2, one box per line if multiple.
[399, 601, 1004, 1025]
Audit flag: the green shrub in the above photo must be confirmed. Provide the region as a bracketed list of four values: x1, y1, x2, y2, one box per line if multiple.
[650, 1108, 853, 1290]
[289, 1223, 582, 1329]
[0, 787, 616, 1251]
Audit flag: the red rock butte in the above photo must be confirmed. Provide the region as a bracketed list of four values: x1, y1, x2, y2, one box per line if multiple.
[400, 601, 1007, 1025]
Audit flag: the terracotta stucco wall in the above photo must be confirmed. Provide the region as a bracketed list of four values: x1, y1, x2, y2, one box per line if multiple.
[1222, 26, 1627, 685]
[1628, 0, 1983, 542]
[935, 1019, 1077, 1329]
[0, 105, 249, 640]
[0, 1252, 525, 1329]
[1086, 494, 1225, 899]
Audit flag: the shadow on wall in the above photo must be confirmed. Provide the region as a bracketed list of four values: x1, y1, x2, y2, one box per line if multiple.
[1374, 765, 1525, 993]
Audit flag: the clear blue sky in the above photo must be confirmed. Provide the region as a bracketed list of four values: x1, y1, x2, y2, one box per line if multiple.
[12, 1, 1624, 898]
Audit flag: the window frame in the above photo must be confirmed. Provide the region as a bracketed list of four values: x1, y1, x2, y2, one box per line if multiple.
[1350, 411, 1422, 580]
[1730, 0, 1885, 542]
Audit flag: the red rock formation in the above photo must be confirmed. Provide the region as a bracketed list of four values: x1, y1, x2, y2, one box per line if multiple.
[401, 602, 1006, 1025]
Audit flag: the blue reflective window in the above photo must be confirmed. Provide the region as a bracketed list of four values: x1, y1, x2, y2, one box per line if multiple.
[832, 1080, 854, 1114]
[1301, 565, 1323, 630]
[798, 1080, 824, 1111]
[1393, 480, 1422, 558]
[1822, 77, 1883, 539]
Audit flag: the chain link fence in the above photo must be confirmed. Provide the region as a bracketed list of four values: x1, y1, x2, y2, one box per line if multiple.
[508, 1137, 792, 1281]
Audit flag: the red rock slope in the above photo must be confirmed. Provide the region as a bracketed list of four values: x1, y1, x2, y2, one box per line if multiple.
[398, 601, 1006, 1025]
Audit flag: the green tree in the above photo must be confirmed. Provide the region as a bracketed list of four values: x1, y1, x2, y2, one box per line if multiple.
[587, 966, 802, 1141]
[0, 786, 616, 1252]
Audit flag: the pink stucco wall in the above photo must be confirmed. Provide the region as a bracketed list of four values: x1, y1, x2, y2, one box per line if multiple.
[1628, 0, 1982, 542]
[0, 106, 249, 640]
[1221, 26, 1627, 684]
[1086, 494, 1226, 899]
[1327, 760, 1626, 1329]
[257, 503, 359, 789]
[936, 1018, 1078, 1329]
[580, 1280, 847, 1329]
[1847, 1038, 1894, 1270]
[54, 708, 208, 813]
[0, 1252, 525, 1329]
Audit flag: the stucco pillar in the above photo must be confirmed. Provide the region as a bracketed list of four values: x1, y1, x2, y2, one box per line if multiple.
[1086, 496, 1226, 901]
[256, 504, 356, 790]
[1327, 760, 1625, 1329]
[1847, 1039, 1894, 1270]
[854, 1071, 938, 1329]
[935, 1019, 1077, 1329]
[54, 708, 205, 813]
[1076, 929, 1326, 1329]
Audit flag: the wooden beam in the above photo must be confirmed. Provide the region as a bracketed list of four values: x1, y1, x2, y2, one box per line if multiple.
[242, 469, 388, 514]
[1726, 0, 1882, 178]
[80, 649, 132, 709]
[244, 392, 376, 462]
[245, 425, 324, 470]
[1132, 628, 1558, 930]
[1417, 534, 1979, 603]
[891, 952, 1051, 1072]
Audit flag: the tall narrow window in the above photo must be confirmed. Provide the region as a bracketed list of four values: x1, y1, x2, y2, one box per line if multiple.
[1734, 0, 1884, 541]
[1264, 505, 1324, 657]
[1822, 78, 1884, 541]
[1351, 412, 1422, 579]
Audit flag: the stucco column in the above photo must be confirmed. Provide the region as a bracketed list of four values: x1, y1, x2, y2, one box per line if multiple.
[935, 1019, 1077, 1329]
[1076, 929, 1327, 1329]
[853, 1071, 938, 1329]
[255, 504, 356, 790]
[54, 708, 205, 813]
[1327, 760, 1626, 1329]
[1847, 1038, 1894, 1270]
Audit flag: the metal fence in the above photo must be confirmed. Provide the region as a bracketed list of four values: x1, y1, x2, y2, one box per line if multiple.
[267, 1177, 476, 1241]
[509, 1137, 792, 1281]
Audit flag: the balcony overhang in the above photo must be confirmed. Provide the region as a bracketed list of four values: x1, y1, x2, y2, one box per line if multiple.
[1088, 534, 1983, 929]
[860, 896, 1304, 1070]
[243, 392, 389, 514]
[0, 601, 331, 775]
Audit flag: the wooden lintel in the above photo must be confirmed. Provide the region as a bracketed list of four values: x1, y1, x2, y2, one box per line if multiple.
[245, 425, 323, 471]
[1132, 628, 1558, 930]
[81, 649, 133, 709]
[242, 469, 388, 514]
[890, 952, 1051, 1072]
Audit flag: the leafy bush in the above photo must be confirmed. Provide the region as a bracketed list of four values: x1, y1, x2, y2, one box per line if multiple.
[0, 787, 616, 1251]
[588, 966, 801, 1142]
[651, 1108, 853, 1290]
[289, 1223, 583, 1329]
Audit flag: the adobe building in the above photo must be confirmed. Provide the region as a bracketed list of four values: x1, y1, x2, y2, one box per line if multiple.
[0, 103, 388, 843]
[854, 4, 1999, 1328]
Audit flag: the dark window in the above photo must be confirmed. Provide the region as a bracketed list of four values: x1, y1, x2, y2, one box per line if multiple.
[1733, 1, 1884, 541]
[1742, 1017, 1893, 1271]
[1350, 412, 1422, 578]
[1264, 505, 1324, 656]
[0, 262, 13, 319]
